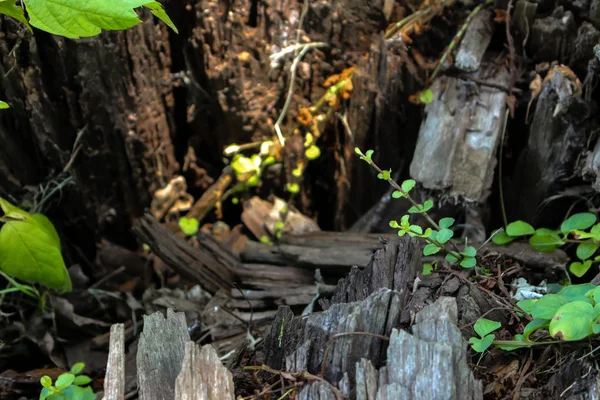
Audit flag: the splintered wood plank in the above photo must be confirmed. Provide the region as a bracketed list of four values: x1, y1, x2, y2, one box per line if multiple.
[132, 214, 237, 293]
[455, 10, 495, 73]
[137, 310, 189, 400]
[175, 343, 235, 400]
[409, 67, 510, 203]
[103, 324, 125, 400]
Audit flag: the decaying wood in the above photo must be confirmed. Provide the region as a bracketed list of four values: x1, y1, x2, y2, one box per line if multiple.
[410, 65, 510, 203]
[528, 7, 575, 63]
[241, 196, 321, 239]
[482, 242, 569, 270]
[319, 236, 420, 309]
[185, 167, 234, 222]
[455, 10, 495, 73]
[294, 297, 483, 399]
[137, 310, 189, 400]
[241, 231, 396, 272]
[175, 342, 235, 400]
[103, 324, 125, 400]
[132, 214, 238, 294]
[0, 15, 176, 234]
[510, 66, 592, 223]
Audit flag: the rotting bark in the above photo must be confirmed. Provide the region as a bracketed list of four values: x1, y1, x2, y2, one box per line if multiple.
[0, 15, 177, 249]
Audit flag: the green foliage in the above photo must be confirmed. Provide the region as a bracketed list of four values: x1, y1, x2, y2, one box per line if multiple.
[472, 283, 600, 352]
[40, 362, 95, 400]
[0, 0, 177, 39]
[178, 217, 199, 236]
[418, 88, 434, 104]
[0, 197, 71, 293]
[422, 263, 433, 275]
[0, 1, 30, 29]
[305, 145, 321, 160]
[469, 318, 501, 353]
[493, 213, 600, 277]
[355, 147, 477, 269]
[0, 101, 9, 109]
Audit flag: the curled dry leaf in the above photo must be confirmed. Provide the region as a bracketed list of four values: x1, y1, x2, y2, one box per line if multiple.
[526, 74, 542, 123]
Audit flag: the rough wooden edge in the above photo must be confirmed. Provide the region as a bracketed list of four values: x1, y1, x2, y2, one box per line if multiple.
[137, 309, 189, 400]
[175, 342, 235, 400]
[103, 323, 125, 400]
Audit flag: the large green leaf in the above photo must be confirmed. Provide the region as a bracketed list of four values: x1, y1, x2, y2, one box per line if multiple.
[0, 0, 31, 29]
[549, 301, 595, 341]
[23, 0, 175, 39]
[0, 199, 71, 292]
[561, 213, 597, 234]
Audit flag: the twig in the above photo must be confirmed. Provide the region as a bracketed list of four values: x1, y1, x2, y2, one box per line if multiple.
[273, 42, 329, 146]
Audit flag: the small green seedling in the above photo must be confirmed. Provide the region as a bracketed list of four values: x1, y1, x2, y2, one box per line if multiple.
[178, 217, 199, 236]
[469, 318, 501, 353]
[493, 213, 600, 277]
[355, 147, 477, 268]
[40, 362, 95, 400]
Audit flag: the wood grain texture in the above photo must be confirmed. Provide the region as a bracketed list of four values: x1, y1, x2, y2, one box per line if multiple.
[103, 324, 125, 400]
[137, 310, 189, 400]
[175, 342, 235, 400]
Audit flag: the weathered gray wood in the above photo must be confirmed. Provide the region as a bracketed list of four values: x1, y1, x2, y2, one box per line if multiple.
[174, 342, 235, 400]
[242, 232, 395, 270]
[265, 288, 402, 386]
[455, 10, 494, 72]
[319, 237, 420, 309]
[132, 214, 237, 294]
[395, 297, 482, 400]
[510, 65, 590, 223]
[409, 66, 510, 203]
[528, 7, 575, 63]
[103, 324, 125, 400]
[137, 310, 189, 400]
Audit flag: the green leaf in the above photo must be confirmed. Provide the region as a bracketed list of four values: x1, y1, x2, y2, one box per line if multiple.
[391, 190, 403, 199]
[523, 318, 550, 341]
[24, 0, 151, 39]
[40, 376, 52, 388]
[531, 294, 569, 319]
[55, 372, 75, 390]
[418, 88, 434, 104]
[469, 334, 494, 353]
[462, 246, 477, 257]
[274, 221, 285, 231]
[73, 375, 92, 386]
[0, 101, 9, 109]
[491, 230, 515, 245]
[0, 204, 71, 293]
[436, 228, 453, 244]
[40, 387, 52, 400]
[569, 260, 593, 278]
[422, 199, 433, 212]
[439, 218, 455, 229]
[506, 220, 535, 237]
[0, 1, 31, 29]
[408, 205, 420, 213]
[588, 286, 600, 303]
[529, 234, 565, 253]
[286, 182, 300, 193]
[143, 1, 178, 33]
[70, 362, 85, 375]
[423, 243, 441, 256]
[577, 242, 599, 261]
[445, 252, 459, 263]
[474, 318, 501, 337]
[460, 256, 476, 268]
[516, 299, 537, 315]
[408, 225, 422, 237]
[0, 196, 28, 220]
[549, 301, 595, 341]
[389, 220, 399, 229]
[401, 179, 415, 193]
[422, 263, 433, 275]
[558, 283, 597, 300]
[561, 213, 597, 234]
[304, 145, 321, 160]
[178, 217, 199, 236]
[377, 169, 391, 180]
